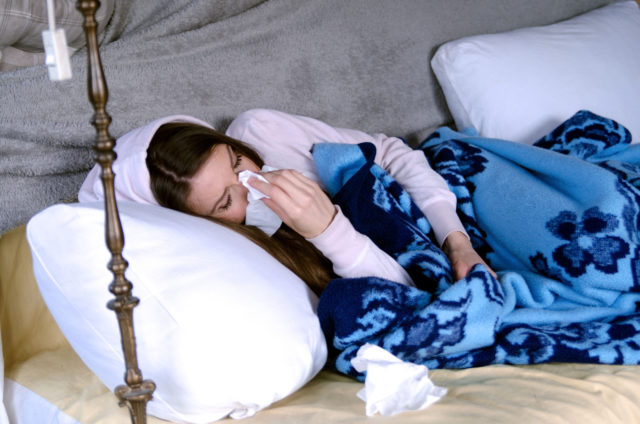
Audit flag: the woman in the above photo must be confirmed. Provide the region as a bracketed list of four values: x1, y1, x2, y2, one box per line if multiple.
[146, 109, 492, 293]
[79, 109, 491, 294]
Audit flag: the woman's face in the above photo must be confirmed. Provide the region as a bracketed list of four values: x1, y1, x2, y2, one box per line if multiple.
[186, 144, 260, 223]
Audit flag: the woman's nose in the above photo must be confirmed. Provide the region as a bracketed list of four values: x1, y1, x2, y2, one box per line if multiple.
[234, 171, 250, 192]
[233, 179, 248, 198]
[234, 170, 244, 185]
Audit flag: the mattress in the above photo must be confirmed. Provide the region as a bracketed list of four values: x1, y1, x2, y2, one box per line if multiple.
[3, 227, 640, 424]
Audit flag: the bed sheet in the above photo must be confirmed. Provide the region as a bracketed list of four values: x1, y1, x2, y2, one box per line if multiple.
[4, 345, 640, 424]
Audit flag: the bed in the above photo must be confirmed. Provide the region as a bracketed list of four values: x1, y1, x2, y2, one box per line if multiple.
[2, 0, 640, 423]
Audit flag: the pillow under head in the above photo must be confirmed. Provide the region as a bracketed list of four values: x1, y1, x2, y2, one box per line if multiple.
[27, 201, 327, 423]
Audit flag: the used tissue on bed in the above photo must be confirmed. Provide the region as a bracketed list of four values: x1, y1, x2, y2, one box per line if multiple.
[238, 166, 282, 236]
[351, 344, 447, 416]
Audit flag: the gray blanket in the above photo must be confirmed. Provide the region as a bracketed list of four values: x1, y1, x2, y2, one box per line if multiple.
[0, 0, 613, 233]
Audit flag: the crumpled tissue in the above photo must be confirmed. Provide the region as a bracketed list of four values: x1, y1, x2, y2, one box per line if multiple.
[238, 166, 282, 236]
[350, 344, 447, 417]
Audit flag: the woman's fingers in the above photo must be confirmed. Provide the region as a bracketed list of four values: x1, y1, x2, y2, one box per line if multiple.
[248, 170, 312, 217]
[450, 254, 497, 281]
[248, 170, 337, 238]
[443, 231, 497, 280]
[260, 170, 314, 202]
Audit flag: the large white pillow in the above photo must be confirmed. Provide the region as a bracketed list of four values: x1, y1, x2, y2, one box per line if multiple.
[431, 0, 640, 144]
[26, 201, 326, 424]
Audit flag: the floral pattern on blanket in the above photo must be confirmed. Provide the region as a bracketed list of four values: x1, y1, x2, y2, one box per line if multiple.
[313, 110, 640, 379]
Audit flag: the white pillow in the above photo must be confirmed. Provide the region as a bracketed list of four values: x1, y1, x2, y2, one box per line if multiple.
[26, 201, 326, 424]
[431, 0, 640, 144]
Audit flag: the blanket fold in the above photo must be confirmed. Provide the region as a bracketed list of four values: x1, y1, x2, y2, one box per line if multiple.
[314, 110, 640, 379]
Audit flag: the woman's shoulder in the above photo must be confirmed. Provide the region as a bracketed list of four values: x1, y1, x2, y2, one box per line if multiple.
[227, 108, 340, 146]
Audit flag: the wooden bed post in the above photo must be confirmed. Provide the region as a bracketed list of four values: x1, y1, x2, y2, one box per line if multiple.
[76, 1, 156, 423]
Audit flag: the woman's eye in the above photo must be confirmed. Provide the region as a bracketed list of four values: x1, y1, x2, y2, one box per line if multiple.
[218, 194, 232, 212]
[234, 153, 243, 169]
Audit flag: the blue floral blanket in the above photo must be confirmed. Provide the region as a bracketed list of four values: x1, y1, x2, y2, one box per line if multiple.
[312, 111, 640, 379]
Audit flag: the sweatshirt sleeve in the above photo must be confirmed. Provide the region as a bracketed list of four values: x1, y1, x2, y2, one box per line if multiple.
[307, 207, 414, 286]
[361, 130, 467, 246]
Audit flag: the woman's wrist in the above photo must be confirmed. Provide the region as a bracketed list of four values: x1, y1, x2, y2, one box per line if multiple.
[442, 231, 471, 254]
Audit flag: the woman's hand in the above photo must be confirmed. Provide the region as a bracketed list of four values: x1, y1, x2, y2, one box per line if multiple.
[442, 231, 497, 281]
[248, 169, 337, 239]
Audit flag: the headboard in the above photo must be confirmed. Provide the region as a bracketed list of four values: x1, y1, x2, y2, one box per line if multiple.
[0, 0, 619, 235]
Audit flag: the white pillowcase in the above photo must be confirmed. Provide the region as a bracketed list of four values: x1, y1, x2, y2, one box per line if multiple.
[431, 0, 640, 144]
[27, 201, 327, 424]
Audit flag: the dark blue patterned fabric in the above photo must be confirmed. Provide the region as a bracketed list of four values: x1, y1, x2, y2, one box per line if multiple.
[313, 110, 640, 380]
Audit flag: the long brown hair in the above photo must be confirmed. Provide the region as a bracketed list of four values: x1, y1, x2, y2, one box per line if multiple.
[146, 122, 336, 295]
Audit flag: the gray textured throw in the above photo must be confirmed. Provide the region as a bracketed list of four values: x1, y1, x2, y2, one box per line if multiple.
[0, 0, 613, 233]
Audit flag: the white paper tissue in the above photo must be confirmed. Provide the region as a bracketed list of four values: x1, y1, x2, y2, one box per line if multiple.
[238, 166, 282, 236]
[350, 344, 447, 416]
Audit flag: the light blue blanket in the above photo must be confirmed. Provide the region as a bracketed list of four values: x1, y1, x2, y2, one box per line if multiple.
[314, 111, 640, 378]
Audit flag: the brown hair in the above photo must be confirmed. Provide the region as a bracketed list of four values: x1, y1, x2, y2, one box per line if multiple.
[146, 122, 335, 295]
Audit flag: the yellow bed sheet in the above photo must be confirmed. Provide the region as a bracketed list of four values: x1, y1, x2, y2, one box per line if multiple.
[3, 225, 640, 424]
[6, 347, 640, 424]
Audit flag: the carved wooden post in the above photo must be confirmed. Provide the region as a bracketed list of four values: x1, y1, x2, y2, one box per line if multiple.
[76, 1, 156, 422]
